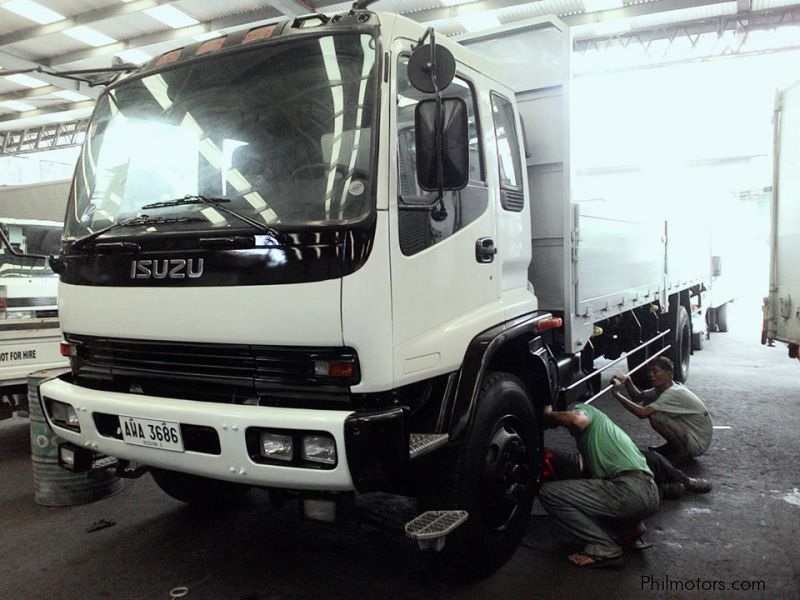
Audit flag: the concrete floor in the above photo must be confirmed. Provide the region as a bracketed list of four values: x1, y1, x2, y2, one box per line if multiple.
[1, 310, 798, 599]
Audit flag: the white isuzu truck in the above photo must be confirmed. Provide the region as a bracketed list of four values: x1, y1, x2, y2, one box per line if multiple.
[765, 79, 800, 360]
[36, 10, 707, 574]
[0, 181, 70, 418]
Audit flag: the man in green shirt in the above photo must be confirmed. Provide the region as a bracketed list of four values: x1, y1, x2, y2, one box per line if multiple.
[539, 402, 660, 568]
[611, 356, 713, 464]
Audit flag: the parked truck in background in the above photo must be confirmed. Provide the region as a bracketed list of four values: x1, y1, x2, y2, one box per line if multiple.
[35, 12, 708, 574]
[0, 181, 70, 419]
[765, 80, 800, 359]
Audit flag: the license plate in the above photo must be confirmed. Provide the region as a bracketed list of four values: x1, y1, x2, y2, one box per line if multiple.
[119, 416, 184, 452]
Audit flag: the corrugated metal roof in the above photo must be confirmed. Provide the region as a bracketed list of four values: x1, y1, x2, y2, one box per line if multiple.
[1, 0, 800, 136]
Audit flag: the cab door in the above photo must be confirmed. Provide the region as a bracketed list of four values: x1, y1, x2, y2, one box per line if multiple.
[389, 43, 499, 382]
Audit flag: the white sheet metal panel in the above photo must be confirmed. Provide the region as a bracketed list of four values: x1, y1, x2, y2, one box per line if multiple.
[459, 18, 592, 351]
[0, 180, 71, 221]
[769, 80, 800, 346]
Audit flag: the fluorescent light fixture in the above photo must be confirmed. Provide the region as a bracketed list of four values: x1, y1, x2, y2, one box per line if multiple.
[460, 13, 500, 32]
[192, 31, 222, 42]
[4, 73, 48, 88]
[116, 48, 151, 64]
[2, 100, 35, 112]
[1, 0, 64, 24]
[64, 26, 117, 47]
[144, 5, 199, 29]
[441, 0, 475, 5]
[583, 0, 624, 11]
[52, 90, 91, 102]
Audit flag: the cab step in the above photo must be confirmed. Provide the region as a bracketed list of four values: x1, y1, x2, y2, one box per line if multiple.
[409, 433, 449, 459]
[405, 510, 469, 551]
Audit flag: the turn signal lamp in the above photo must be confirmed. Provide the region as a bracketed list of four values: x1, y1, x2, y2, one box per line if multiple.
[314, 360, 355, 379]
[60, 341, 77, 357]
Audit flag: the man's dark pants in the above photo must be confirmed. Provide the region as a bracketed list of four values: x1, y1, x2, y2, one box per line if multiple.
[539, 470, 660, 558]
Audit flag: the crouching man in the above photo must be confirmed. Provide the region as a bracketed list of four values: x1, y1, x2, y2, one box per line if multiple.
[539, 403, 660, 568]
[612, 356, 713, 464]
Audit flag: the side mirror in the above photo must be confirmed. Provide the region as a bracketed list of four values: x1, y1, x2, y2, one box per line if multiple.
[711, 255, 722, 277]
[414, 97, 469, 192]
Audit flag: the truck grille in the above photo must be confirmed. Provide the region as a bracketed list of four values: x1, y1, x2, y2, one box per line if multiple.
[65, 334, 358, 406]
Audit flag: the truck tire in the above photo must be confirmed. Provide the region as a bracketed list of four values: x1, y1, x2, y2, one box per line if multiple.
[439, 372, 541, 577]
[716, 303, 729, 333]
[150, 468, 251, 508]
[691, 331, 704, 351]
[670, 306, 691, 383]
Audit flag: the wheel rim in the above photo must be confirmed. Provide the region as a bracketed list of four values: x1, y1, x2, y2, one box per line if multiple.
[479, 415, 532, 532]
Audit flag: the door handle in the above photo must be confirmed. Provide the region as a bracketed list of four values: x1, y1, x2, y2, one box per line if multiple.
[476, 238, 497, 263]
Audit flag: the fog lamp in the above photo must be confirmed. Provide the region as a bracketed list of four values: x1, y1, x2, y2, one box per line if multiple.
[302, 434, 336, 465]
[260, 432, 293, 462]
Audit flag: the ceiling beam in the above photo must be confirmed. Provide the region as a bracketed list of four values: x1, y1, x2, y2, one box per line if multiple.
[574, 5, 800, 48]
[43, 7, 289, 67]
[0, 0, 180, 48]
[0, 50, 100, 98]
[0, 99, 94, 124]
[0, 84, 61, 103]
[402, 0, 735, 26]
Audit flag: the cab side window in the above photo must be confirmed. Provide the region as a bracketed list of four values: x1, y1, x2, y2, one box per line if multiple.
[397, 56, 487, 256]
[491, 94, 524, 212]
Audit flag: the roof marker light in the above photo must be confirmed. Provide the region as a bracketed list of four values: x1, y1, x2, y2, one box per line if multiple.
[243, 25, 277, 44]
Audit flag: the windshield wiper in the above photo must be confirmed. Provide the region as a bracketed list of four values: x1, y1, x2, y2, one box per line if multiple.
[71, 215, 202, 249]
[141, 195, 282, 240]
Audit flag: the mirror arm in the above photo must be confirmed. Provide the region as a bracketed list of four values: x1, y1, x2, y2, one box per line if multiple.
[0, 227, 49, 261]
[0, 226, 61, 275]
[427, 29, 448, 222]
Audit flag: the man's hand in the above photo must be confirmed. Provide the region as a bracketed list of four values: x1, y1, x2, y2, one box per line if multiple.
[611, 375, 626, 394]
[543, 404, 553, 416]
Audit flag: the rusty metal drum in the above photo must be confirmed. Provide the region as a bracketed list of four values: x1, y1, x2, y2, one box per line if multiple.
[28, 369, 123, 506]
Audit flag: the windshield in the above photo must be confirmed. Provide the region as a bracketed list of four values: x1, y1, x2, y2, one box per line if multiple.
[66, 33, 377, 240]
[0, 222, 61, 277]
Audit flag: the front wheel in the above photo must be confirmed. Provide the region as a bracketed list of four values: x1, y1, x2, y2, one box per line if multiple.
[150, 468, 251, 508]
[438, 372, 541, 577]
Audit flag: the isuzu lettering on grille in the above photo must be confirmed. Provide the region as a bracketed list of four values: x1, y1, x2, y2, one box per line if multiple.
[130, 259, 204, 280]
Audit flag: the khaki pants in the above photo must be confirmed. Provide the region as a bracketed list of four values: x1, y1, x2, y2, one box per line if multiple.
[539, 471, 660, 558]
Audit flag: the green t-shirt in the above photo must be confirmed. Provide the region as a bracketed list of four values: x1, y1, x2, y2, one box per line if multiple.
[570, 403, 653, 479]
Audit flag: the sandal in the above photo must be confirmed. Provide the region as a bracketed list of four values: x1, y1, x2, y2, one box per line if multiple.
[568, 552, 625, 569]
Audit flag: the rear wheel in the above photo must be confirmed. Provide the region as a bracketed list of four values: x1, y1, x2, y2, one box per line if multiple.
[716, 303, 729, 333]
[150, 468, 251, 507]
[691, 331, 704, 351]
[670, 306, 691, 383]
[433, 372, 541, 577]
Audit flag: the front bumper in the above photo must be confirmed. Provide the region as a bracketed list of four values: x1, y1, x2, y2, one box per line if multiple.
[39, 374, 408, 492]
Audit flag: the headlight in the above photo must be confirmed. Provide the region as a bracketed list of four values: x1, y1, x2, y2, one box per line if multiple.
[45, 398, 81, 432]
[260, 432, 293, 462]
[301, 434, 336, 465]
